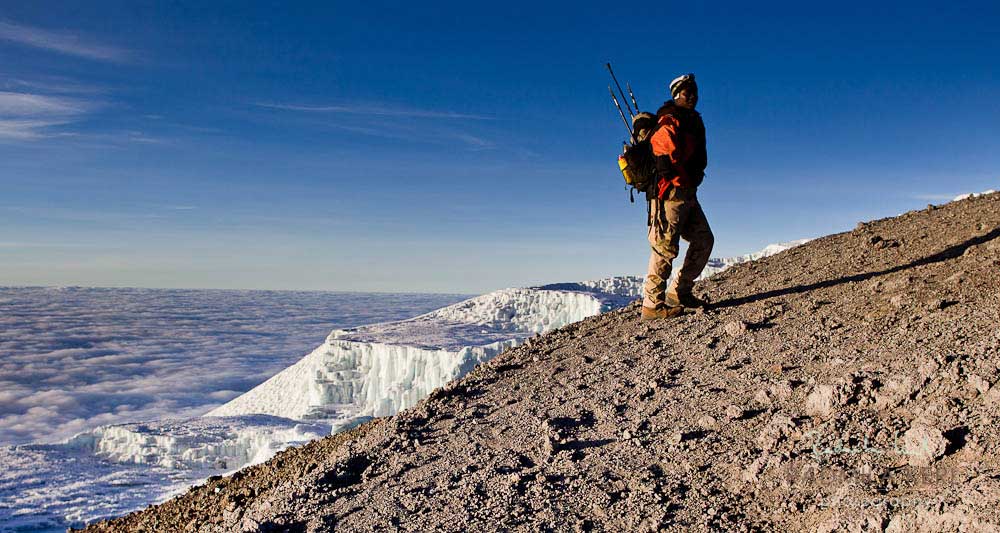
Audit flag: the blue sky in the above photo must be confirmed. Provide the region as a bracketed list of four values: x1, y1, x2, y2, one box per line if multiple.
[1, 1, 997, 293]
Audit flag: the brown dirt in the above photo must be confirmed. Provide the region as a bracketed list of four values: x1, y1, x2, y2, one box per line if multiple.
[80, 192, 1000, 532]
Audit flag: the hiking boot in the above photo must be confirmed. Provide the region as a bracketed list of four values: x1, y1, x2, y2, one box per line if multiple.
[666, 290, 710, 309]
[640, 305, 686, 322]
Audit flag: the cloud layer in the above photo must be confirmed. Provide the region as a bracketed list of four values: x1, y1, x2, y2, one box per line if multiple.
[0, 287, 465, 445]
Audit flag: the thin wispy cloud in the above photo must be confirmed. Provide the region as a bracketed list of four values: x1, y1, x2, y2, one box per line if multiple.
[0, 91, 87, 115]
[256, 101, 493, 120]
[255, 101, 498, 149]
[0, 20, 131, 62]
[5, 77, 107, 95]
[450, 132, 496, 149]
[320, 121, 496, 149]
[0, 89, 157, 144]
[120, 130, 165, 144]
[0, 118, 70, 140]
[0, 90, 92, 140]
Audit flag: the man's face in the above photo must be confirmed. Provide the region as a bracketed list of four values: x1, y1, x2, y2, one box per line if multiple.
[675, 85, 698, 110]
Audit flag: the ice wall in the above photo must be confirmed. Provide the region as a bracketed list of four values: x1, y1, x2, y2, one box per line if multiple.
[62, 416, 329, 470]
[701, 238, 812, 277]
[207, 281, 641, 425]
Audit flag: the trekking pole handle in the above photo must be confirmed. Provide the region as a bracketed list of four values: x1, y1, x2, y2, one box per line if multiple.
[606, 63, 634, 119]
[609, 85, 633, 142]
[627, 82, 639, 112]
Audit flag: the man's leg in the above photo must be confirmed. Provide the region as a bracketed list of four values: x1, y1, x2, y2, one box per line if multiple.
[643, 198, 686, 310]
[668, 199, 715, 300]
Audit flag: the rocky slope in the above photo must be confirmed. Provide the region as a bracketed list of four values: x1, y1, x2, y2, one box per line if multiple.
[81, 192, 1000, 532]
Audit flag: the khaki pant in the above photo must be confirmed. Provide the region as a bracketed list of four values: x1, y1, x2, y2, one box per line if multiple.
[643, 188, 714, 309]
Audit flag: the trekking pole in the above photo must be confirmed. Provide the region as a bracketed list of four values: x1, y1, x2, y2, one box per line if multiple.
[605, 63, 634, 119]
[627, 82, 639, 112]
[609, 85, 633, 141]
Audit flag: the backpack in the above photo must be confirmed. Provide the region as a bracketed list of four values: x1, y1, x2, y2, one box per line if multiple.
[616, 112, 658, 202]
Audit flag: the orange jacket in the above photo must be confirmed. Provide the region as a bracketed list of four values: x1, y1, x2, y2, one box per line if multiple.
[650, 101, 707, 198]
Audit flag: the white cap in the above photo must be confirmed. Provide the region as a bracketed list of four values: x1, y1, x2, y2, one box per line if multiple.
[670, 73, 696, 98]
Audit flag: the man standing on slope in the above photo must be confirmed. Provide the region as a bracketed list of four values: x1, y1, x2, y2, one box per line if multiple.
[641, 73, 715, 322]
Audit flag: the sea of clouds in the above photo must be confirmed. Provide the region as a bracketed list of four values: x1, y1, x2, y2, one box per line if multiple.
[0, 287, 466, 446]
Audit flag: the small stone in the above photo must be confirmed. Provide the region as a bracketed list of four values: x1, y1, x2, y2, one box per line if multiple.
[901, 425, 948, 467]
[725, 320, 748, 337]
[968, 375, 991, 395]
[621, 430, 632, 441]
[883, 276, 911, 291]
[925, 298, 947, 311]
[805, 382, 853, 419]
[741, 455, 767, 484]
[918, 360, 940, 380]
[984, 388, 1000, 405]
[541, 434, 555, 456]
[697, 415, 718, 429]
[889, 294, 913, 309]
[875, 376, 918, 409]
[753, 388, 773, 407]
[756, 415, 795, 451]
[770, 380, 794, 401]
[725, 405, 744, 420]
[821, 317, 843, 329]
[945, 272, 966, 284]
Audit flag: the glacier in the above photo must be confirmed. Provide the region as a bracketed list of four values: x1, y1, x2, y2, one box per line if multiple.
[62, 416, 330, 470]
[953, 189, 997, 202]
[206, 279, 643, 425]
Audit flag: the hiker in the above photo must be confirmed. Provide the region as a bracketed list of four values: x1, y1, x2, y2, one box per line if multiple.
[640, 73, 714, 321]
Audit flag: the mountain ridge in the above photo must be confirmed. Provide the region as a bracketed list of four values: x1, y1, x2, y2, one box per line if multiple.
[82, 191, 1000, 532]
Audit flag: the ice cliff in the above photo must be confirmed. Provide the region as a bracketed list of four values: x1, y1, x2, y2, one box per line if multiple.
[206, 280, 644, 426]
[207, 239, 808, 429]
[62, 416, 330, 470]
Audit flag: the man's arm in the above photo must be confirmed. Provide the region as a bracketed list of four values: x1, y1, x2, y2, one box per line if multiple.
[651, 118, 683, 186]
